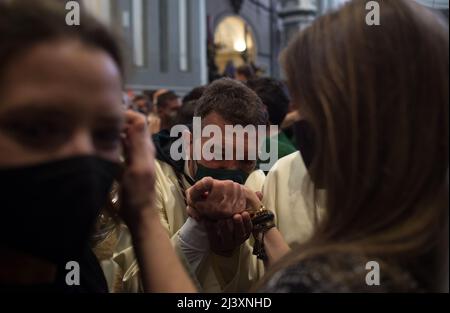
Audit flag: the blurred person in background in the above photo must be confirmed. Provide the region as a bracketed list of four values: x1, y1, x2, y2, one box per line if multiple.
[156, 91, 181, 131]
[222, 60, 236, 79]
[152, 89, 168, 106]
[247, 77, 297, 172]
[182, 85, 207, 105]
[132, 94, 151, 116]
[173, 100, 198, 127]
[173, 85, 208, 127]
[143, 88, 170, 135]
[235, 64, 256, 82]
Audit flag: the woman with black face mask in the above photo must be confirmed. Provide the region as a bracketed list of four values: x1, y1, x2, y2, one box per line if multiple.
[0, 0, 195, 293]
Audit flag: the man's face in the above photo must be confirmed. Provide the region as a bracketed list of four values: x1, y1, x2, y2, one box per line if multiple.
[196, 112, 257, 175]
[159, 98, 181, 123]
[235, 73, 247, 82]
[135, 99, 149, 115]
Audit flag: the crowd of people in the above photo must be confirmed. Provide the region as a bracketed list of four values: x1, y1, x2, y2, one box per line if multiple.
[0, 0, 448, 293]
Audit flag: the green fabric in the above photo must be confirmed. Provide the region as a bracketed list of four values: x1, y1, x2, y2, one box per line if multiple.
[275, 132, 297, 158]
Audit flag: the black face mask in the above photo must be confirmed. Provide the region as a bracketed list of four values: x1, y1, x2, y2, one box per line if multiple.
[294, 120, 315, 169]
[194, 163, 249, 185]
[0, 156, 120, 265]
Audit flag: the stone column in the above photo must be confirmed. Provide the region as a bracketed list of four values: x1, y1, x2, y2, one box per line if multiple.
[278, 0, 317, 47]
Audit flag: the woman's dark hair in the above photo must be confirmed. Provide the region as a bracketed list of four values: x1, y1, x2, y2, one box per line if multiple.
[265, 0, 448, 291]
[0, 0, 123, 86]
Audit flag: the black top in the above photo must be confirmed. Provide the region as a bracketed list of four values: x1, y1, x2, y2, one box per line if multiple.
[0, 247, 108, 293]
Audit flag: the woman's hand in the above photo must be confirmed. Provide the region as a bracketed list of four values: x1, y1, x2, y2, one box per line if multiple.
[120, 110, 157, 228]
[118, 110, 196, 292]
[242, 187, 291, 268]
[243, 188, 265, 216]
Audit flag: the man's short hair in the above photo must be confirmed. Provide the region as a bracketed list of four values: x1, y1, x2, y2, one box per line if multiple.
[195, 78, 268, 127]
[174, 100, 198, 126]
[183, 85, 207, 104]
[133, 94, 149, 102]
[247, 78, 290, 126]
[157, 91, 179, 109]
[236, 64, 256, 80]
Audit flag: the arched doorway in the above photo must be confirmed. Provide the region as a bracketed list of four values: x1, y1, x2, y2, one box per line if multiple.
[214, 16, 257, 75]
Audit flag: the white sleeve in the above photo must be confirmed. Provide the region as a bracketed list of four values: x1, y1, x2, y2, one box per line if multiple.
[176, 217, 210, 272]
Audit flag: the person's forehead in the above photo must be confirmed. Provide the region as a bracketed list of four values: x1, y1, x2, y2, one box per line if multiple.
[202, 111, 227, 126]
[168, 98, 181, 106]
[0, 40, 123, 115]
[201, 112, 258, 148]
[202, 112, 257, 132]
